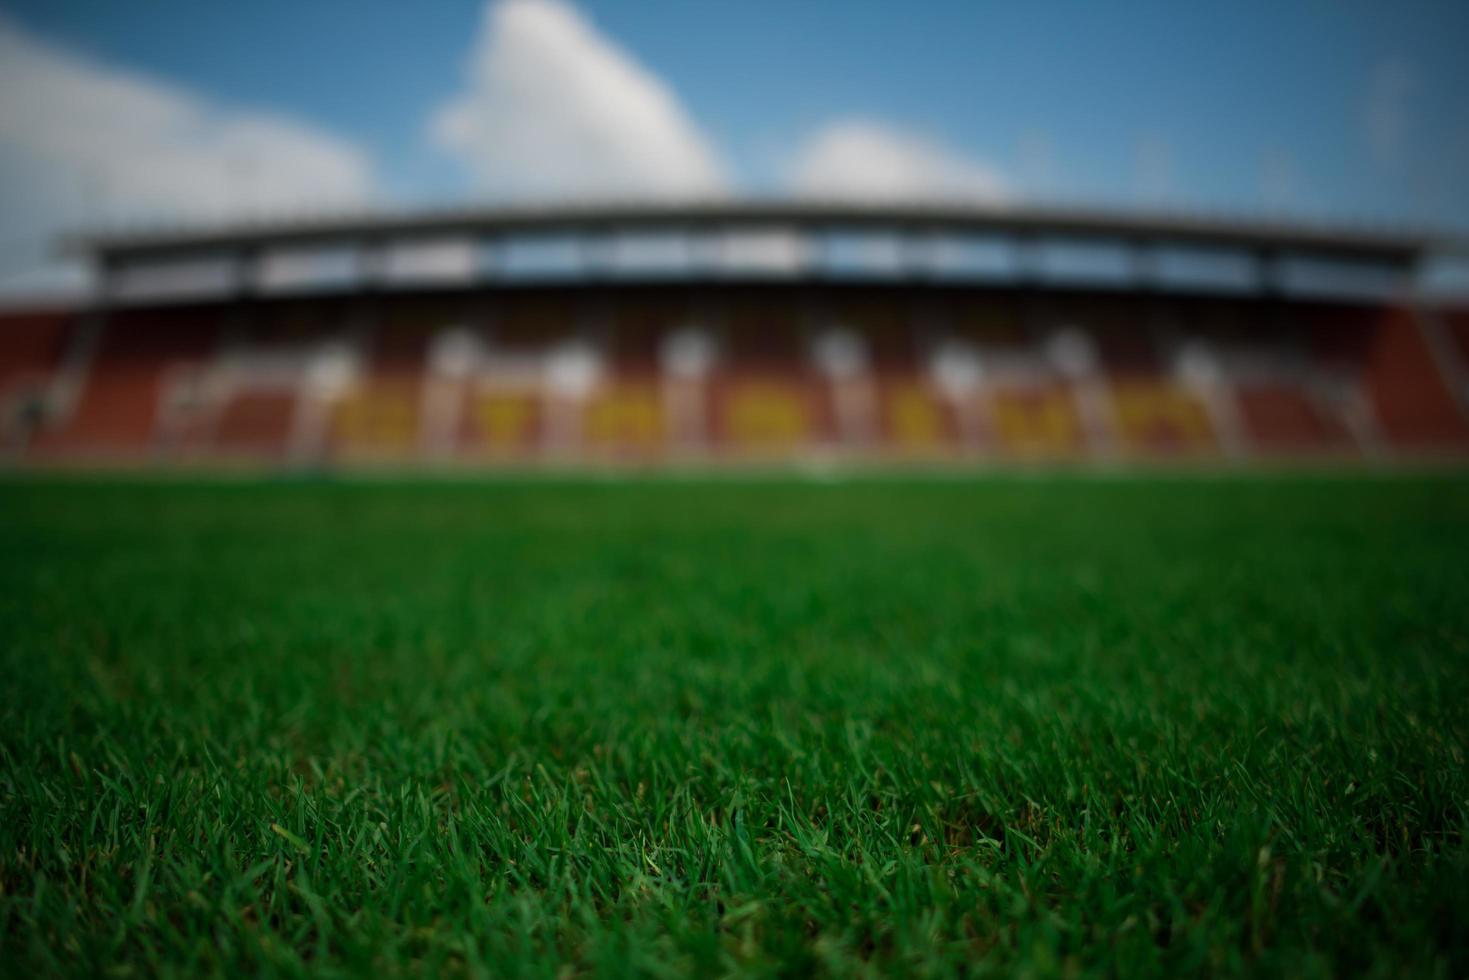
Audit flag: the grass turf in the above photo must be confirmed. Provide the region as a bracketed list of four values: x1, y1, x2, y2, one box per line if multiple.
[1, 473, 1467, 977]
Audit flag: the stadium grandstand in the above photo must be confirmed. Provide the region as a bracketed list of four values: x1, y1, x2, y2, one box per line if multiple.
[3, 200, 1468, 466]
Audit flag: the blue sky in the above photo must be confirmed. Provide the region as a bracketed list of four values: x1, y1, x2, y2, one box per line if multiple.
[1, 0, 1467, 292]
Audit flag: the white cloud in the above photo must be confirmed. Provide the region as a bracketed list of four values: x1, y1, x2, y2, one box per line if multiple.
[1364, 57, 1418, 170]
[787, 119, 1008, 203]
[0, 14, 375, 295]
[430, 0, 726, 199]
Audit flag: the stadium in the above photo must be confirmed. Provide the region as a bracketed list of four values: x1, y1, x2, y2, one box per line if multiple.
[4, 200, 1468, 466]
[4, 2, 1469, 976]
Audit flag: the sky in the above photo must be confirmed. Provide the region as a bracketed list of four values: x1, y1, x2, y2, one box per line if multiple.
[1, 0, 1467, 295]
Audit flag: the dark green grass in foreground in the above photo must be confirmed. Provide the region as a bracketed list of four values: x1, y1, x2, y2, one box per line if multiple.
[2, 474, 1468, 977]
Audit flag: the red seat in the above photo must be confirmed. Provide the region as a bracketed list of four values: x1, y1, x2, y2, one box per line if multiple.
[34, 309, 217, 458]
[1234, 382, 1350, 454]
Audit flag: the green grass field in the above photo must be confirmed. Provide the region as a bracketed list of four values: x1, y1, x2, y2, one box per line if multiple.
[2, 473, 1467, 977]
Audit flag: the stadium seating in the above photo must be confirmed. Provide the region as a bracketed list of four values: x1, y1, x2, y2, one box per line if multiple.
[1360, 309, 1469, 450]
[210, 389, 299, 458]
[32, 308, 218, 459]
[1108, 380, 1215, 455]
[0, 311, 71, 452]
[1233, 382, 1351, 454]
[1447, 311, 1469, 364]
[582, 381, 664, 455]
[708, 295, 833, 452]
[877, 379, 954, 453]
[0, 311, 69, 399]
[463, 386, 542, 456]
[711, 377, 821, 452]
[991, 384, 1087, 457]
[3, 287, 1466, 464]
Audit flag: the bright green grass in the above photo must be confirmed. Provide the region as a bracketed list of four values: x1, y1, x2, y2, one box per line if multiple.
[2, 474, 1468, 978]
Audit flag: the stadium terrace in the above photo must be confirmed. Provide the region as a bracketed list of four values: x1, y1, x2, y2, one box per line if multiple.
[4, 199, 1469, 465]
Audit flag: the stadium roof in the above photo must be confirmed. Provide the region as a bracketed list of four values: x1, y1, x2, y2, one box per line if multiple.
[67, 199, 1453, 267]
